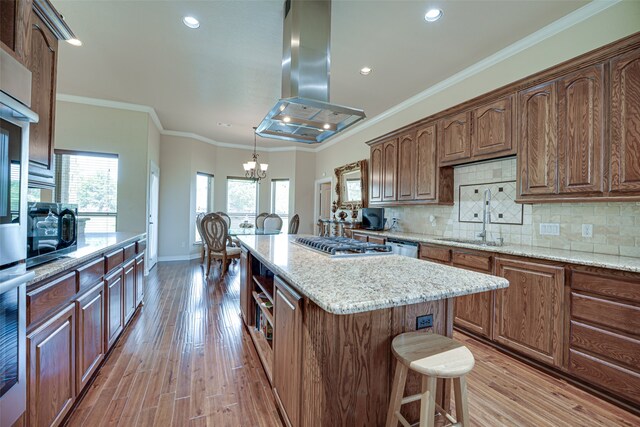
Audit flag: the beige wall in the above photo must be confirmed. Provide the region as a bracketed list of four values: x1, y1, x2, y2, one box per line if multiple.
[54, 101, 153, 233]
[314, 1, 640, 180]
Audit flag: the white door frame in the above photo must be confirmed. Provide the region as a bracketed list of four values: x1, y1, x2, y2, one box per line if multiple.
[313, 177, 332, 226]
[147, 160, 160, 273]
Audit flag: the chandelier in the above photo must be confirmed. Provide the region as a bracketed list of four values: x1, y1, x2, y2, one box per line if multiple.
[243, 127, 268, 181]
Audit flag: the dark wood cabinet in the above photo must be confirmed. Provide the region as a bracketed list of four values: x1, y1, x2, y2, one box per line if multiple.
[352, 232, 369, 242]
[273, 277, 303, 427]
[27, 303, 76, 427]
[471, 96, 515, 158]
[494, 257, 564, 367]
[414, 123, 438, 201]
[76, 282, 105, 390]
[0, 0, 30, 63]
[397, 131, 415, 201]
[240, 248, 250, 325]
[123, 259, 136, 324]
[439, 111, 471, 164]
[105, 268, 124, 350]
[135, 254, 144, 306]
[452, 251, 493, 339]
[517, 81, 558, 197]
[369, 144, 383, 203]
[382, 138, 398, 202]
[27, 12, 58, 186]
[610, 49, 640, 194]
[558, 65, 605, 195]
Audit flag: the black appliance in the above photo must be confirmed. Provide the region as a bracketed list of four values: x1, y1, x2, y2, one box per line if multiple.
[27, 202, 78, 268]
[361, 207, 386, 231]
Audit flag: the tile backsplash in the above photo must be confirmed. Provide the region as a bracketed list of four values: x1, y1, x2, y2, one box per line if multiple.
[385, 157, 640, 257]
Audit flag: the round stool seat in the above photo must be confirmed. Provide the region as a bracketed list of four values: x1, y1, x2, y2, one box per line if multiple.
[391, 332, 475, 378]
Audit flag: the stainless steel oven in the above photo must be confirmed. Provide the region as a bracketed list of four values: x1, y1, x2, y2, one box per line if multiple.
[0, 48, 38, 426]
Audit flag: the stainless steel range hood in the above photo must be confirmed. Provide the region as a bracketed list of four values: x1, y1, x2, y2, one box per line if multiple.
[256, 0, 365, 144]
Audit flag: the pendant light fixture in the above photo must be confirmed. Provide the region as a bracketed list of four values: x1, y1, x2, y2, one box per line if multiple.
[243, 127, 268, 181]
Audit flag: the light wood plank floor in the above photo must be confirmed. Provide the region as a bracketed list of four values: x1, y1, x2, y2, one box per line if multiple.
[64, 260, 640, 427]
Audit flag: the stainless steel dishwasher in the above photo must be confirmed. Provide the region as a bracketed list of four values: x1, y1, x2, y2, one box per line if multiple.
[387, 239, 419, 258]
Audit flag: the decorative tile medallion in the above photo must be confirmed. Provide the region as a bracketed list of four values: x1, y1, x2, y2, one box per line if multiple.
[459, 180, 522, 225]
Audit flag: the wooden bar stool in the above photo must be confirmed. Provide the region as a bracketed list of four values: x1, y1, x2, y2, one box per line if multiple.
[386, 332, 475, 427]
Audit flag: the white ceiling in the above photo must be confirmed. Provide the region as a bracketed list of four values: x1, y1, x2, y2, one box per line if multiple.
[54, 0, 588, 149]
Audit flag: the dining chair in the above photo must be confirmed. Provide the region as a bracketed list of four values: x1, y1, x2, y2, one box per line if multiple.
[201, 213, 241, 277]
[195, 212, 207, 263]
[288, 214, 300, 234]
[215, 211, 240, 246]
[255, 212, 269, 229]
[263, 213, 283, 232]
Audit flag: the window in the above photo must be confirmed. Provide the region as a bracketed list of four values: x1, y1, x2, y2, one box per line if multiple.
[55, 151, 118, 233]
[226, 177, 258, 228]
[195, 172, 214, 243]
[271, 179, 289, 229]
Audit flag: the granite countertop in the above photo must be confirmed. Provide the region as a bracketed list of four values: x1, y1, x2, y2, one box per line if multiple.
[27, 232, 146, 286]
[355, 230, 640, 273]
[238, 235, 508, 315]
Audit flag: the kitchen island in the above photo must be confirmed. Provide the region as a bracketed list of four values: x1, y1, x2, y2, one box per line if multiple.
[238, 234, 508, 427]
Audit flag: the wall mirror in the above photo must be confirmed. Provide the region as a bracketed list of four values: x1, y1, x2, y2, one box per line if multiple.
[335, 159, 368, 209]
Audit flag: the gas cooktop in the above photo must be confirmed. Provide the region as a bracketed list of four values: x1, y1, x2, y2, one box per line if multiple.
[294, 236, 392, 257]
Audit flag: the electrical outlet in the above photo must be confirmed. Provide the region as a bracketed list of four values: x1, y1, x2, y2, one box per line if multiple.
[582, 224, 593, 238]
[539, 223, 560, 236]
[416, 314, 433, 330]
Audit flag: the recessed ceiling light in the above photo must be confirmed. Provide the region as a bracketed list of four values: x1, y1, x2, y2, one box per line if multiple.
[217, 122, 231, 127]
[323, 123, 331, 130]
[182, 16, 200, 29]
[360, 67, 372, 76]
[424, 9, 443, 22]
[67, 38, 82, 46]
[282, 116, 291, 123]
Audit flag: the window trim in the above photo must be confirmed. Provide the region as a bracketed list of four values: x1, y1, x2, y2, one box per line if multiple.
[194, 171, 215, 244]
[226, 176, 259, 228]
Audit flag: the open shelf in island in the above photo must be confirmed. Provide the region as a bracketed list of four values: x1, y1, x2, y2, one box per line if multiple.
[252, 290, 274, 325]
[252, 274, 274, 305]
[247, 325, 273, 383]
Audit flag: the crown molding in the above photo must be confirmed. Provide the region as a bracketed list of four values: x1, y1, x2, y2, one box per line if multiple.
[315, 0, 622, 152]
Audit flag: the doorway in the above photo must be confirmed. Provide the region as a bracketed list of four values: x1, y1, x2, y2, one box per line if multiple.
[314, 177, 332, 234]
[148, 161, 159, 272]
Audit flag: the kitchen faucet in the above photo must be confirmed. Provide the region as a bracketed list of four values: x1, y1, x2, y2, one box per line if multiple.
[478, 189, 491, 243]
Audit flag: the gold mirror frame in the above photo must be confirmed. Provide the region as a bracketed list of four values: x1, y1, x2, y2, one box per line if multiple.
[335, 159, 368, 209]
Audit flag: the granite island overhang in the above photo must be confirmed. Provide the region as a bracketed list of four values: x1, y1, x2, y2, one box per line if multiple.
[237, 234, 509, 427]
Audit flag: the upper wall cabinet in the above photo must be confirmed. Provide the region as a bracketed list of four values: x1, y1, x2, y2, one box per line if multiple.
[439, 111, 471, 164]
[382, 138, 398, 202]
[610, 49, 640, 195]
[517, 81, 558, 197]
[415, 123, 437, 201]
[558, 64, 605, 195]
[397, 131, 416, 201]
[369, 143, 383, 203]
[27, 12, 58, 187]
[471, 96, 515, 158]
[0, 0, 30, 63]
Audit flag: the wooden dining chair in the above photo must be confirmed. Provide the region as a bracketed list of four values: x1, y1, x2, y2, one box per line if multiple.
[201, 213, 241, 276]
[263, 213, 283, 232]
[255, 212, 269, 229]
[288, 214, 300, 234]
[195, 212, 207, 263]
[215, 211, 240, 247]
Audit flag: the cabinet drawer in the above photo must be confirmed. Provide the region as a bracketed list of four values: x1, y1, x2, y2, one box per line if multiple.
[368, 236, 386, 245]
[136, 239, 147, 254]
[419, 245, 451, 263]
[452, 251, 491, 272]
[27, 272, 76, 327]
[571, 292, 640, 336]
[123, 242, 136, 262]
[77, 257, 104, 292]
[571, 271, 640, 304]
[570, 321, 640, 370]
[569, 349, 640, 405]
[104, 248, 124, 274]
[352, 233, 368, 242]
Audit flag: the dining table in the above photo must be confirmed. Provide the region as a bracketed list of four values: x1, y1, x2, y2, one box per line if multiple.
[228, 227, 281, 236]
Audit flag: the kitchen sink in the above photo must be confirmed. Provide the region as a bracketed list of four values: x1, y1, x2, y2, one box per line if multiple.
[436, 238, 504, 247]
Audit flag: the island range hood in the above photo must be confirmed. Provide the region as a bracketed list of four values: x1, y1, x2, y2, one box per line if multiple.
[256, 0, 365, 144]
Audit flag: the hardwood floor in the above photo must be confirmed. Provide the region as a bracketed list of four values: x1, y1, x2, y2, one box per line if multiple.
[64, 260, 640, 427]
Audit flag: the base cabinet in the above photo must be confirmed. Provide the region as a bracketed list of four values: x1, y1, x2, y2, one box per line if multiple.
[454, 292, 493, 339]
[76, 282, 105, 391]
[239, 248, 250, 325]
[135, 254, 145, 306]
[494, 258, 564, 367]
[105, 268, 124, 350]
[27, 303, 76, 427]
[123, 260, 136, 324]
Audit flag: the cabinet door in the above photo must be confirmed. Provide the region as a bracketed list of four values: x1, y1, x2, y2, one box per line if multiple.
[369, 144, 383, 203]
[240, 248, 251, 325]
[27, 303, 76, 427]
[105, 268, 124, 350]
[439, 111, 471, 164]
[397, 131, 415, 201]
[494, 258, 564, 367]
[123, 259, 136, 324]
[76, 282, 105, 390]
[27, 13, 58, 186]
[472, 96, 515, 158]
[135, 254, 145, 306]
[610, 49, 640, 193]
[0, 0, 29, 62]
[352, 232, 368, 242]
[454, 292, 494, 338]
[558, 65, 605, 194]
[518, 81, 558, 197]
[382, 138, 398, 202]
[414, 123, 438, 200]
[273, 277, 302, 427]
